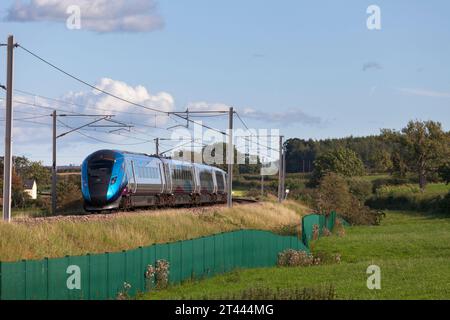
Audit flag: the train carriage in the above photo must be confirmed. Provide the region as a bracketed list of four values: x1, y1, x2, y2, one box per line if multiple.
[81, 150, 227, 212]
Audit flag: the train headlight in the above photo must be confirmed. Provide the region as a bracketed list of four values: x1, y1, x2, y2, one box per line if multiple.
[110, 176, 118, 185]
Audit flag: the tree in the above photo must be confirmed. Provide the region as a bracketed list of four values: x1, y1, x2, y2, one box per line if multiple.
[27, 161, 51, 189]
[309, 148, 365, 186]
[382, 120, 450, 190]
[11, 170, 30, 208]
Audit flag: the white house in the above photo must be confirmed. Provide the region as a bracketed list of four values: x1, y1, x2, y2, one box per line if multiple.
[23, 179, 37, 200]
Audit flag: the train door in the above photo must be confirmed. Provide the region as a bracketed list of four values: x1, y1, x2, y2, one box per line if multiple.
[158, 161, 166, 193]
[192, 165, 200, 194]
[163, 162, 173, 193]
[212, 170, 218, 194]
[125, 159, 138, 194]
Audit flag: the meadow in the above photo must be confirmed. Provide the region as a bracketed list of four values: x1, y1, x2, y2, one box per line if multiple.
[142, 211, 450, 300]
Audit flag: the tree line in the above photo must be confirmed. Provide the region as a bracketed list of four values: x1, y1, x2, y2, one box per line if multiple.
[285, 120, 450, 190]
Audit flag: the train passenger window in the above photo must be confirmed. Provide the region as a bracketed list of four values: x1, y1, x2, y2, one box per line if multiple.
[200, 171, 214, 191]
[215, 171, 224, 190]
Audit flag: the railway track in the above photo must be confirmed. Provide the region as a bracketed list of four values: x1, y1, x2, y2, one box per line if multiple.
[13, 198, 260, 224]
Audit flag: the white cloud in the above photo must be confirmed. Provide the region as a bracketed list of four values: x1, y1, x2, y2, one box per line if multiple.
[398, 88, 450, 98]
[186, 102, 231, 112]
[0, 78, 174, 147]
[5, 0, 164, 33]
[64, 78, 174, 124]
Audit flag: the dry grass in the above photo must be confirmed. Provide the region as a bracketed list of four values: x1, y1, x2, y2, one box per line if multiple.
[0, 200, 308, 262]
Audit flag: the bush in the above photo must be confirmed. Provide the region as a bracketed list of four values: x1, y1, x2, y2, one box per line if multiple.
[372, 177, 413, 192]
[289, 187, 316, 207]
[277, 249, 315, 267]
[56, 178, 83, 213]
[367, 191, 450, 215]
[315, 173, 384, 225]
[347, 178, 373, 202]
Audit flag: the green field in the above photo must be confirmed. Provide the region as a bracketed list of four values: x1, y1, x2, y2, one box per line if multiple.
[142, 211, 450, 300]
[376, 183, 450, 198]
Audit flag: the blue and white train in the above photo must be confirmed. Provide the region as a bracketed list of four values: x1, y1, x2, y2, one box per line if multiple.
[81, 150, 228, 212]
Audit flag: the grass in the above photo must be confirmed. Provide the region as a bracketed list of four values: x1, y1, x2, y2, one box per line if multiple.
[0, 200, 308, 262]
[360, 174, 390, 182]
[376, 183, 450, 198]
[141, 211, 450, 300]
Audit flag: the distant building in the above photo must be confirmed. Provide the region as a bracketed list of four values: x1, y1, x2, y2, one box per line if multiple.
[23, 179, 37, 200]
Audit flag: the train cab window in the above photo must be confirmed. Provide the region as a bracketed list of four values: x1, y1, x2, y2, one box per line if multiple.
[88, 159, 114, 176]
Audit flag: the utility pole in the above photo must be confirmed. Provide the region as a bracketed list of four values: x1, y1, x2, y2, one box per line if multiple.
[261, 173, 264, 197]
[282, 145, 286, 200]
[155, 138, 159, 156]
[227, 107, 233, 208]
[51, 110, 57, 216]
[278, 135, 284, 203]
[3, 35, 15, 222]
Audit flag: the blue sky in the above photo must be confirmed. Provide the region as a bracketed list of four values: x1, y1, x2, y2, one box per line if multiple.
[0, 0, 449, 165]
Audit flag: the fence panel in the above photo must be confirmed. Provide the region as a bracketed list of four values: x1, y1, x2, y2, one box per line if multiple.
[214, 233, 224, 274]
[67, 255, 89, 300]
[125, 249, 142, 296]
[1, 261, 26, 300]
[233, 231, 243, 269]
[25, 259, 47, 300]
[192, 238, 204, 280]
[107, 252, 126, 299]
[168, 242, 182, 284]
[181, 239, 194, 282]
[89, 253, 108, 300]
[202, 236, 214, 278]
[222, 232, 234, 272]
[47, 257, 69, 300]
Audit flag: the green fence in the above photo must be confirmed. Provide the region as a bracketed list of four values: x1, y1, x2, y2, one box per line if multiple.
[0, 229, 308, 300]
[301, 211, 339, 247]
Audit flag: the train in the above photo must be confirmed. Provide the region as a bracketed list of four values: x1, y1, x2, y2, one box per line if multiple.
[81, 150, 228, 212]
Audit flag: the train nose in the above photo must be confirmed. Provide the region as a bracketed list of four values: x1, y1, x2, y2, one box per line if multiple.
[88, 177, 110, 205]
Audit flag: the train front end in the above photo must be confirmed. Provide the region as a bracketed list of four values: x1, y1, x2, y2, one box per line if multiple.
[81, 150, 127, 212]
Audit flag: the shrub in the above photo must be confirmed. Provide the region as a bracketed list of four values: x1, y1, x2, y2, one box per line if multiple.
[371, 177, 413, 193]
[277, 249, 314, 267]
[116, 282, 132, 300]
[367, 191, 450, 215]
[315, 173, 384, 225]
[155, 259, 170, 289]
[347, 178, 373, 202]
[438, 162, 450, 185]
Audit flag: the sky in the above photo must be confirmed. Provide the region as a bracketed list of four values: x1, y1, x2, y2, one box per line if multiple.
[0, 0, 449, 165]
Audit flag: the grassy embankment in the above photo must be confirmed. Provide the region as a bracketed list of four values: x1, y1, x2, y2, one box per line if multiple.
[142, 211, 450, 300]
[0, 200, 308, 262]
